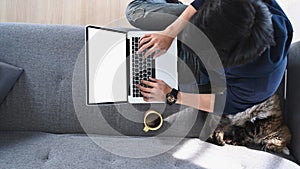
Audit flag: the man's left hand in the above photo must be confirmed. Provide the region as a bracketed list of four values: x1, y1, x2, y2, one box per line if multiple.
[136, 77, 172, 102]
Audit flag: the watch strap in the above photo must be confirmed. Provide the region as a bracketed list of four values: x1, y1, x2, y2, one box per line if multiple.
[166, 88, 178, 105]
[171, 88, 178, 99]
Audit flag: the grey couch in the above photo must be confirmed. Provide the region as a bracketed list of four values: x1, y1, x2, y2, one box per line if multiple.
[0, 22, 299, 169]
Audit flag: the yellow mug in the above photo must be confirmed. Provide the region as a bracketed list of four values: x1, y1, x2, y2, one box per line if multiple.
[143, 110, 163, 132]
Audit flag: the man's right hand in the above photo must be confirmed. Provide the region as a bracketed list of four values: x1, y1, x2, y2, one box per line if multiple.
[137, 4, 197, 59]
[137, 30, 174, 59]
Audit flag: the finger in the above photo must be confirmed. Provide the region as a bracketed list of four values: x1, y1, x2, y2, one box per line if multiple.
[136, 84, 152, 93]
[140, 91, 152, 98]
[141, 80, 157, 88]
[143, 97, 152, 102]
[137, 41, 153, 55]
[139, 37, 152, 47]
[149, 77, 160, 82]
[153, 49, 166, 59]
[138, 34, 152, 48]
[139, 34, 151, 43]
[143, 96, 155, 102]
[144, 46, 159, 59]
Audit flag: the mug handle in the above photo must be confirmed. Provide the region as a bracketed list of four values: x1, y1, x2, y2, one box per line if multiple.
[143, 126, 149, 132]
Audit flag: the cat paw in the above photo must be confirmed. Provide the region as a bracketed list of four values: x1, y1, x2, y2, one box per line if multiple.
[250, 117, 257, 123]
[282, 147, 290, 155]
[215, 132, 226, 146]
[225, 139, 239, 145]
[262, 144, 290, 155]
[206, 133, 226, 146]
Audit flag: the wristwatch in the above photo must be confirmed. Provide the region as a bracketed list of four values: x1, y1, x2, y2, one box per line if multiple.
[166, 88, 178, 105]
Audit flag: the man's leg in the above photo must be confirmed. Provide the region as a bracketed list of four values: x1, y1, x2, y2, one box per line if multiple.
[178, 43, 211, 93]
[126, 0, 187, 30]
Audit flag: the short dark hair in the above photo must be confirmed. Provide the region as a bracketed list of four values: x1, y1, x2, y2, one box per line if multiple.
[190, 0, 275, 67]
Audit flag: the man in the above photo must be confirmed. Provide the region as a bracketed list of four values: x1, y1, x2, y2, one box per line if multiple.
[126, 0, 293, 115]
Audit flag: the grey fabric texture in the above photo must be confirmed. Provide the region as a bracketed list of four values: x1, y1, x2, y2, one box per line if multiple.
[0, 23, 85, 133]
[0, 131, 299, 169]
[287, 41, 300, 164]
[0, 62, 23, 104]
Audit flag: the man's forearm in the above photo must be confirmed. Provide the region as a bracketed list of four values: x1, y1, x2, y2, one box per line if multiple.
[163, 5, 213, 111]
[164, 5, 197, 37]
[177, 91, 215, 113]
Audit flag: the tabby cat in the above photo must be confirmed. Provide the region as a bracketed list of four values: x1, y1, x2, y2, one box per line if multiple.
[207, 94, 291, 155]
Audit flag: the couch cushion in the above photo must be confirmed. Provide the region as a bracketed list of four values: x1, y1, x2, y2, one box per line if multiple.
[287, 41, 300, 164]
[0, 22, 85, 133]
[0, 62, 23, 104]
[0, 131, 299, 169]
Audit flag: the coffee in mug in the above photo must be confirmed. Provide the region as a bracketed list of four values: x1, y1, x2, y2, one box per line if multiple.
[143, 110, 163, 132]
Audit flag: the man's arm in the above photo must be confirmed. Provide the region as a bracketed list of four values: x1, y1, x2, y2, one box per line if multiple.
[177, 91, 215, 112]
[164, 5, 197, 37]
[137, 77, 215, 113]
[138, 5, 197, 58]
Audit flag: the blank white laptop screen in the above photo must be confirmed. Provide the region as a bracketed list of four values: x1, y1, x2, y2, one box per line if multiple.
[87, 27, 127, 104]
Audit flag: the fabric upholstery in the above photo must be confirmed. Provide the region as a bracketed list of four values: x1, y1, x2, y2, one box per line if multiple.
[0, 62, 23, 104]
[287, 41, 300, 164]
[0, 131, 299, 169]
[0, 23, 85, 133]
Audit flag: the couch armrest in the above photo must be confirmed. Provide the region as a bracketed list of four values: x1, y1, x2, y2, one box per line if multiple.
[286, 41, 300, 164]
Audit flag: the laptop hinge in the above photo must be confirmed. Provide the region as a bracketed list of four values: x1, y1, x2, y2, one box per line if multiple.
[126, 38, 130, 97]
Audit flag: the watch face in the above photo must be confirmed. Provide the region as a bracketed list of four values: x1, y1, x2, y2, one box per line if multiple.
[166, 89, 178, 105]
[168, 95, 175, 103]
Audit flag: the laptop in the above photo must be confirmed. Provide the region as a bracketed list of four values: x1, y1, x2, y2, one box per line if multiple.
[86, 25, 178, 105]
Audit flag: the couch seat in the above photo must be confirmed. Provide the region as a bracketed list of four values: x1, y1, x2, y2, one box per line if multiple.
[0, 131, 299, 169]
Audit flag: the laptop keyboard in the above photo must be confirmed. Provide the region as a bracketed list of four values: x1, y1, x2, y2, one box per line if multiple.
[132, 37, 155, 98]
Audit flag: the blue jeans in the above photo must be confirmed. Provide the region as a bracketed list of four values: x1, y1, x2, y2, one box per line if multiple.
[126, 0, 187, 31]
[125, 0, 210, 92]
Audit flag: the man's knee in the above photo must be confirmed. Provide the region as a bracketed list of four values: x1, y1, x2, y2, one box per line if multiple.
[126, 1, 147, 29]
[125, 0, 186, 30]
[126, 7, 145, 24]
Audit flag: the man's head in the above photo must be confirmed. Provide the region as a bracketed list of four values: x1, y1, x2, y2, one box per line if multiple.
[191, 0, 275, 67]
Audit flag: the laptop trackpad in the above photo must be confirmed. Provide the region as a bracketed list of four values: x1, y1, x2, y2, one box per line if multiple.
[155, 68, 178, 90]
[155, 40, 178, 90]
